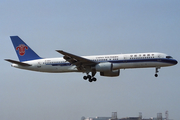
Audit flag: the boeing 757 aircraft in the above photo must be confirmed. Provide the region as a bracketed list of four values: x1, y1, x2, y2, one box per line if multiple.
[5, 36, 178, 82]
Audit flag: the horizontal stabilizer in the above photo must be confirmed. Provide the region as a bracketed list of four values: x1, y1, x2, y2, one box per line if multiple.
[5, 59, 31, 66]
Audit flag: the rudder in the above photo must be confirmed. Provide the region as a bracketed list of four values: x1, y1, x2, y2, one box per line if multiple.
[10, 36, 42, 62]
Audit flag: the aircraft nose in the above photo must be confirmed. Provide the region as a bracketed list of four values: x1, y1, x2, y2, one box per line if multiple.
[172, 59, 178, 65]
[175, 60, 178, 65]
[168, 59, 178, 65]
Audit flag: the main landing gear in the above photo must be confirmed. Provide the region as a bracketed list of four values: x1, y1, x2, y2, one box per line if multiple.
[83, 70, 97, 82]
[155, 67, 160, 77]
[83, 75, 97, 82]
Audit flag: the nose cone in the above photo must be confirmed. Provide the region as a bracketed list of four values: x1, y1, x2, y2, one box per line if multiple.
[174, 59, 178, 65]
[171, 59, 178, 65]
[167, 59, 178, 66]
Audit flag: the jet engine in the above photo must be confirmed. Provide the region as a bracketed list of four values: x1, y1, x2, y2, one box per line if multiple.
[100, 69, 120, 77]
[95, 62, 113, 72]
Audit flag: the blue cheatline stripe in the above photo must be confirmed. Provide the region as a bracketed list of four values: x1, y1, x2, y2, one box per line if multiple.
[46, 58, 177, 67]
[46, 63, 71, 66]
[110, 58, 177, 65]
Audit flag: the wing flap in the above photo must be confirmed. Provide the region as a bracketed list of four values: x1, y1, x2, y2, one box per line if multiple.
[56, 50, 98, 69]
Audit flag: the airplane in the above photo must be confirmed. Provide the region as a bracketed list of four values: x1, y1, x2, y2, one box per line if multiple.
[5, 36, 178, 82]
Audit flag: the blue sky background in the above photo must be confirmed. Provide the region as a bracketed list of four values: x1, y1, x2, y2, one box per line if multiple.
[0, 0, 180, 120]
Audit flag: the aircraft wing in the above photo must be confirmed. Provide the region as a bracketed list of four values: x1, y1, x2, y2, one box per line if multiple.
[56, 50, 98, 70]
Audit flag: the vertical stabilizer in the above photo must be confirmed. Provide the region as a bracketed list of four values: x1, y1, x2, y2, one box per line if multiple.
[10, 36, 42, 62]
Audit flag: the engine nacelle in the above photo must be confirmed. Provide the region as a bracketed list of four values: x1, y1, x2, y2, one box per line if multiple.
[95, 62, 113, 72]
[100, 70, 120, 77]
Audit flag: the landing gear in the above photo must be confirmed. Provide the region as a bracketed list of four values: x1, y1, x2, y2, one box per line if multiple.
[83, 69, 97, 82]
[155, 67, 160, 77]
[83, 75, 91, 80]
[155, 74, 158, 77]
[83, 75, 97, 82]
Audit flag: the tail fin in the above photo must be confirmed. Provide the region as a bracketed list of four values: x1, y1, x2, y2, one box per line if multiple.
[10, 36, 42, 62]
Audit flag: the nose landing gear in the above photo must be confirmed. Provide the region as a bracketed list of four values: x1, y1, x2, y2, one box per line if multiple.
[155, 67, 160, 77]
[155, 74, 158, 77]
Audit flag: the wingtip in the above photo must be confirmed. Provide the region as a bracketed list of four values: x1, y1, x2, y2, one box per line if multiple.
[4, 59, 10, 61]
[56, 50, 63, 52]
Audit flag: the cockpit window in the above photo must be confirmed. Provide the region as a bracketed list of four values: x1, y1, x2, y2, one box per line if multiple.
[166, 56, 173, 59]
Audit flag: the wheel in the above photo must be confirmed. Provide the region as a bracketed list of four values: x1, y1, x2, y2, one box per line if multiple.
[89, 79, 93, 82]
[87, 75, 91, 79]
[93, 78, 97, 81]
[83, 76, 87, 80]
[155, 74, 158, 77]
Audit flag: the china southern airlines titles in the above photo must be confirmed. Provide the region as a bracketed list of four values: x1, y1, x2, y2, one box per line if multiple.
[5, 36, 178, 82]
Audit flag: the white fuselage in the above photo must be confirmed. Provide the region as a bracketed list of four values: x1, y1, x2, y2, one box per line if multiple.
[12, 52, 177, 73]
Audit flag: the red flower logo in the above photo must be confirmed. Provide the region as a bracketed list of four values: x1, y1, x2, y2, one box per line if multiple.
[16, 44, 28, 56]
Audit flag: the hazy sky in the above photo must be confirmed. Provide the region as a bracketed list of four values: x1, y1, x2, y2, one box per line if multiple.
[1, 0, 180, 120]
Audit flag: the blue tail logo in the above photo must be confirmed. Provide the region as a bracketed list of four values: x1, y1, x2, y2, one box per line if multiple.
[16, 44, 28, 56]
[10, 36, 42, 62]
